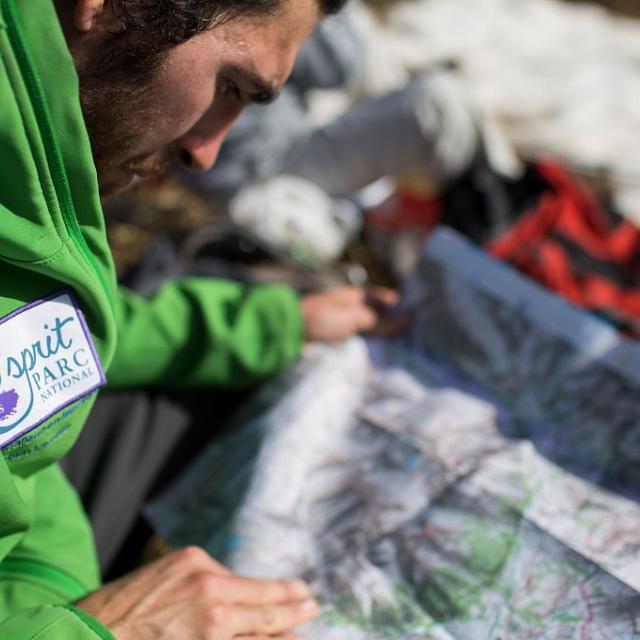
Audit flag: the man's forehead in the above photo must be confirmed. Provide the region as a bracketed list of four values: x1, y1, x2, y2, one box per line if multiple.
[210, 3, 320, 92]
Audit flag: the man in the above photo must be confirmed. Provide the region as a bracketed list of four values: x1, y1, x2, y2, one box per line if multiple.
[0, 0, 397, 638]
[188, 16, 480, 207]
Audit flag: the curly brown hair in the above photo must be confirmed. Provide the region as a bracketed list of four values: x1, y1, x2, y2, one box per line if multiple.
[112, 0, 347, 44]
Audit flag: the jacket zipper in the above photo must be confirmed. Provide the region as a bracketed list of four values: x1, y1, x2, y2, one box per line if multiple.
[2, 0, 113, 310]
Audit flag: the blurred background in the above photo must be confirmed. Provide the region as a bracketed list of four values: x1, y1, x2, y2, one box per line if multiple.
[105, 0, 640, 337]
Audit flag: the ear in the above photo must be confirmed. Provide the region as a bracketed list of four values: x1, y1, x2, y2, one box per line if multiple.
[73, 0, 106, 33]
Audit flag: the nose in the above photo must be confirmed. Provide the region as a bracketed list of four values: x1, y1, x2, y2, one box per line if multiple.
[177, 134, 225, 173]
[176, 103, 242, 172]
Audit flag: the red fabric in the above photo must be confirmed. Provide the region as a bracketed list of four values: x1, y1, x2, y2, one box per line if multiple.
[367, 191, 442, 236]
[487, 161, 640, 333]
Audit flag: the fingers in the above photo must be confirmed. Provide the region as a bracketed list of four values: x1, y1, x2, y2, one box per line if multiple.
[128, 547, 229, 597]
[78, 544, 318, 640]
[171, 551, 318, 637]
[347, 303, 379, 335]
[216, 598, 319, 636]
[322, 285, 365, 303]
[223, 576, 311, 605]
[324, 285, 399, 309]
[365, 287, 400, 310]
[356, 287, 402, 335]
[301, 285, 406, 342]
[322, 305, 378, 342]
[318, 285, 399, 316]
[187, 572, 311, 606]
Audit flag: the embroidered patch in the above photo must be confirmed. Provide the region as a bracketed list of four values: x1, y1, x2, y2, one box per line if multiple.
[0, 290, 106, 448]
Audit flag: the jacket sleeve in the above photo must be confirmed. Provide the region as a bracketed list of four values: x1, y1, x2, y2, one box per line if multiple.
[0, 605, 114, 639]
[107, 278, 304, 389]
[0, 464, 114, 639]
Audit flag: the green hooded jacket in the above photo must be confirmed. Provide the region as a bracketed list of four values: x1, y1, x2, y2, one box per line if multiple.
[0, 0, 303, 637]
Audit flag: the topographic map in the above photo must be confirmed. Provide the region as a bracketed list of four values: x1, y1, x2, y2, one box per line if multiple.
[147, 230, 640, 639]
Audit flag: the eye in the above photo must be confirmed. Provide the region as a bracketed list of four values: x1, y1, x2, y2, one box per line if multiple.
[222, 78, 242, 101]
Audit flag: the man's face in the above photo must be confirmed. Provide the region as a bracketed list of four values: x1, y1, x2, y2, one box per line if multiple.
[75, 0, 319, 196]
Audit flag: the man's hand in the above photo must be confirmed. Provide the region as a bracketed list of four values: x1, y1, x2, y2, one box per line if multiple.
[301, 285, 405, 343]
[76, 546, 318, 640]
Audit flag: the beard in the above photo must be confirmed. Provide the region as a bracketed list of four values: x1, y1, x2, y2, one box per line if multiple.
[76, 34, 172, 196]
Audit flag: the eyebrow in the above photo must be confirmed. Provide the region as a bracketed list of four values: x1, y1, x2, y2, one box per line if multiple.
[225, 65, 281, 105]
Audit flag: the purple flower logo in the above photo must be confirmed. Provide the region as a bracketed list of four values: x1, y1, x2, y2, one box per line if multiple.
[0, 389, 19, 422]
